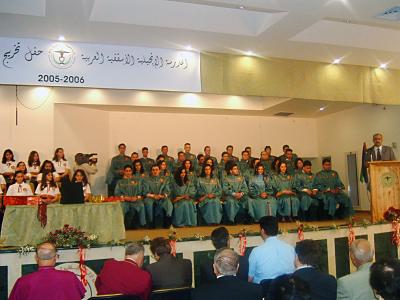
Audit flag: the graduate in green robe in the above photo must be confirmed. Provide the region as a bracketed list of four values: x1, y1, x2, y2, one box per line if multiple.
[204, 146, 218, 167]
[244, 146, 256, 166]
[294, 158, 304, 175]
[143, 165, 173, 228]
[279, 148, 296, 176]
[183, 159, 197, 183]
[222, 163, 252, 224]
[158, 160, 172, 181]
[226, 145, 239, 163]
[218, 152, 230, 182]
[184, 143, 198, 169]
[196, 164, 223, 225]
[140, 147, 155, 174]
[161, 145, 175, 172]
[171, 166, 197, 227]
[243, 158, 261, 185]
[293, 160, 319, 221]
[260, 151, 274, 175]
[238, 150, 251, 176]
[106, 143, 131, 196]
[313, 158, 354, 219]
[132, 159, 147, 180]
[173, 151, 186, 173]
[114, 165, 146, 228]
[248, 163, 277, 220]
[273, 161, 300, 221]
[195, 154, 205, 176]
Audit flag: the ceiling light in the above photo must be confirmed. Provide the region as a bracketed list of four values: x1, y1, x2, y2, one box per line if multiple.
[185, 45, 193, 51]
[245, 51, 254, 56]
[58, 35, 65, 41]
[239, 5, 245, 9]
[319, 107, 326, 111]
[379, 63, 388, 69]
[332, 58, 341, 64]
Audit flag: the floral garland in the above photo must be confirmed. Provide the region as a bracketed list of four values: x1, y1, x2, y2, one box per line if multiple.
[384, 207, 400, 247]
[296, 221, 304, 241]
[237, 228, 248, 256]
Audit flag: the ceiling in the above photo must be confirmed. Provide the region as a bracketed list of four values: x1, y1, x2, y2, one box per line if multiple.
[1, 0, 400, 69]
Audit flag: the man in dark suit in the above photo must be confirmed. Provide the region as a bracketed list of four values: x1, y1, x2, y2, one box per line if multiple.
[199, 226, 249, 285]
[95, 242, 151, 300]
[192, 248, 263, 300]
[145, 237, 192, 290]
[365, 133, 396, 162]
[293, 239, 337, 300]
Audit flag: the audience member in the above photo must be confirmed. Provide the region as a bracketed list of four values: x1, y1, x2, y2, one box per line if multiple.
[199, 226, 249, 285]
[95, 242, 151, 300]
[192, 248, 263, 300]
[293, 239, 336, 300]
[248, 216, 295, 283]
[370, 258, 400, 300]
[145, 237, 192, 290]
[268, 274, 311, 300]
[337, 239, 375, 300]
[9, 242, 85, 300]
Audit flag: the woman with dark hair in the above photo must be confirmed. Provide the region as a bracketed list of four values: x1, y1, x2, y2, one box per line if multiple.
[132, 159, 146, 180]
[1, 149, 16, 186]
[27, 151, 41, 188]
[196, 164, 223, 225]
[294, 158, 304, 175]
[271, 157, 281, 175]
[195, 154, 205, 176]
[157, 160, 171, 179]
[16, 161, 31, 182]
[171, 166, 197, 227]
[52, 147, 70, 180]
[37, 160, 59, 183]
[6, 171, 33, 196]
[182, 159, 196, 182]
[35, 171, 60, 203]
[72, 169, 91, 201]
[370, 258, 400, 300]
[248, 163, 277, 220]
[273, 161, 300, 222]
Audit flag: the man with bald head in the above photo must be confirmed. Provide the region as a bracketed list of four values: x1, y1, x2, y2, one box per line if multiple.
[9, 242, 85, 300]
[337, 239, 376, 300]
[192, 248, 263, 300]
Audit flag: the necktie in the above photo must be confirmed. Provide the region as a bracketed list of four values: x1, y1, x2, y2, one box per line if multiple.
[18, 184, 22, 193]
[377, 148, 382, 161]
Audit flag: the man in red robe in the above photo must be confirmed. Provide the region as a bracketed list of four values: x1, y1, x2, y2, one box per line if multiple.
[9, 242, 85, 300]
[95, 242, 151, 300]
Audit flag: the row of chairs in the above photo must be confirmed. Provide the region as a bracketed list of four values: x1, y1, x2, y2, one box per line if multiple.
[88, 287, 192, 300]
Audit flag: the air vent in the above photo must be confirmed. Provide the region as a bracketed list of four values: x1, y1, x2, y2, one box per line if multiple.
[376, 6, 400, 21]
[274, 112, 293, 117]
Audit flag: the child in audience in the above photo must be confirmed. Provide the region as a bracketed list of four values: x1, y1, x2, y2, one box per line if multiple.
[6, 171, 33, 196]
[37, 160, 60, 183]
[35, 171, 60, 203]
[72, 169, 91, 201]
[27, 151, 41, 188]
[52, 148, 70, 181]
[1, 149, 16, 186]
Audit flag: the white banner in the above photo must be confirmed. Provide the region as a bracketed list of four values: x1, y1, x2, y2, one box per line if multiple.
[0, 37, 201, 92]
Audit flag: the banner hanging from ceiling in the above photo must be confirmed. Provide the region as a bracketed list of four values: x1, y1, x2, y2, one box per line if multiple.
[0, 37, 201, 92]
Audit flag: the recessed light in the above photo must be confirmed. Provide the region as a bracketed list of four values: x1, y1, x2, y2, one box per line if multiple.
[332, 58, 341, 64]
[379, 63, 388, 69]
[245, 51, 254, 56]
[239, 5, 245, 9]
[319, 107, 326, 111]
[185, 45, 193, 51]
[58, 35, 65, 41]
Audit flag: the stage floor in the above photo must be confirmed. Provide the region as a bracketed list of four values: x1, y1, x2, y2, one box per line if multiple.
[125, 211, 371, 241]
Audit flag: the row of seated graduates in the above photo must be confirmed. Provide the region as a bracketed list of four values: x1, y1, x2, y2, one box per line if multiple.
[108, 144, 353, 229]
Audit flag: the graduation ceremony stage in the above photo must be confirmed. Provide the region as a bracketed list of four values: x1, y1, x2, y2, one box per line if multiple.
[1, 211, 399, 300]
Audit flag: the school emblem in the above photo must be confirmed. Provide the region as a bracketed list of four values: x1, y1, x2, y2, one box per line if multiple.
[48, 43, 75, 69]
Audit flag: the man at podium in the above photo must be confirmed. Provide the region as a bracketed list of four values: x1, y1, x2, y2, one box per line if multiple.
[365, 133, 396, 162]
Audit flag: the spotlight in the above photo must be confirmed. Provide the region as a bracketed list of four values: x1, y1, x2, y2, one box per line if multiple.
[58, 35, 65, 41]
[332, 58, 341, 64]
[379, 63, 388, 69]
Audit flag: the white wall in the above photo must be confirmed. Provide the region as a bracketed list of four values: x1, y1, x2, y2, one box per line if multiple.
[317, 104, 400, 210]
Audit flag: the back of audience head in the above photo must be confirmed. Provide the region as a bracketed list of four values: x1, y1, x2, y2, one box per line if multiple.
[213, 248, 239, 277]
[35, 242, 57, 266]
[269, 274, 311, 300]
[295, 239, 320, 268]
[259, 216, 279, 239]
[125, 242, 145, 267]
[211, 227, 230, 250]
[370, 258, 400, 300]
[150, 237, 171, 260]
[350, 239, 374, 268]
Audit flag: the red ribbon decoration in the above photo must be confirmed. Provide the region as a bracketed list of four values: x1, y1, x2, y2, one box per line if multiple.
[297, 223, 304, 241]
[348, 223, 355, 246]
[79, 247, 88, 286]
[37, 202, 48, 228]
[392, 220, 400, 247]
[238, 233, 247, 256]
[169, 239, 177, 257]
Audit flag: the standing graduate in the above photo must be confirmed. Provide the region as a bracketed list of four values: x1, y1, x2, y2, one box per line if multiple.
[106, 143, 130, 196]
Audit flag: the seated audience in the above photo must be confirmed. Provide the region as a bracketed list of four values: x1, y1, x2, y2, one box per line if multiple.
[268, 274, 311, 300]
[95, 242, 151, 300]
[37, 160, 60, 183]
[9, 242, 85, 300]
[293, 239, 336, 300]
[248, 216, 295, 283]
[192, 248, 263, 300]
[52, 147, 71, 181]
[6, 171, 33, 196]
[72, 169, 91, 201]
[27, 150, 41, 189]
[199, 226, 249, 285]
[1, 149, 16, 186]
[370, 258, 400, 300]
[145, 237, 192, 290]
[337, 239, 375, 300]
[35, 171, 60, 203]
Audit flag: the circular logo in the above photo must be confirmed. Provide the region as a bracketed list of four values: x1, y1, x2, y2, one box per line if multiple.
[48, 43, 76, 69]
[381, 171, 398, 188]
[56, 262, 97, 299]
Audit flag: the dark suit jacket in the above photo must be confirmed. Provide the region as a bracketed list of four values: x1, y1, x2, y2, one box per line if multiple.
[199, 255, 249, 285]
[293, 267, 337, 300]
[145, 254, 192, 290]
[366, 145, 396, 161]
[192, 275, 263, 300]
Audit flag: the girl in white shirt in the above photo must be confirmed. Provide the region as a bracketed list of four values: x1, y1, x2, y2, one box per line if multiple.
[0, 174, 6, 193]
[1, 149, 17, 186]
[52, 148, 70, 180]
[72, 169, 91, 201]
[16, 161, 32, 182]
[27, 151, 41, 187]
[6, 171, 33, 196]
[37, 160, 60, 183]
[35, 171, 60, 203]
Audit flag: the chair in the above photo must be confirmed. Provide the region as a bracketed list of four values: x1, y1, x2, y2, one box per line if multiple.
[88, 294, 141, 300]
[150, 287, 192, 300]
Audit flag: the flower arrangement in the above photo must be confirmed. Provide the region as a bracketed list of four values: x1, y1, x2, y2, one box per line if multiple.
[46, 224, 98, 248]
[384, 207, 400, 222]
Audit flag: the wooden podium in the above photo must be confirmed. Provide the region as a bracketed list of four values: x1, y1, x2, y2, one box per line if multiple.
[370, 161, 400, 222]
